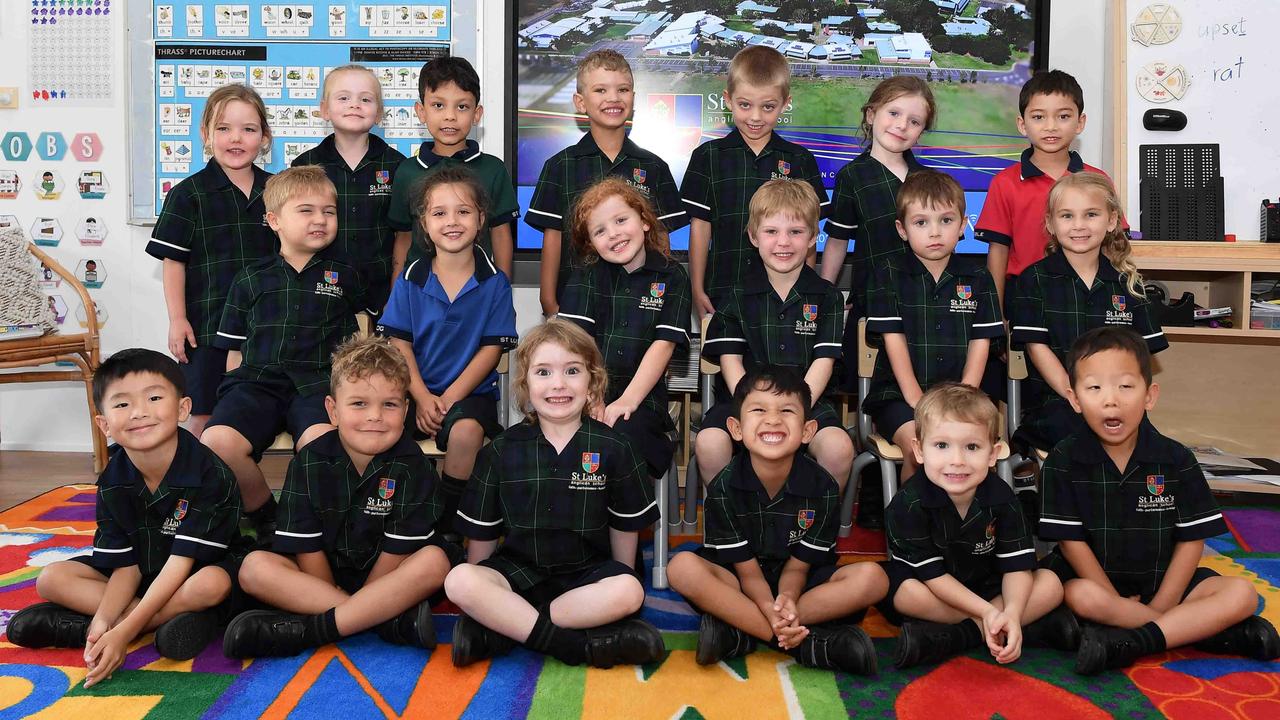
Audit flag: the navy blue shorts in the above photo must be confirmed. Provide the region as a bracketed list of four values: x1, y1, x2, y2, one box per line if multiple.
[179, 344, 229, 416]
[691, 549, 863, 623]
[867, 399, 916, 442]
[877, 559, 1003, 626]
[1041, 550, 1219, 604]
[408, 394, 501, 452]
[208, 375, 330, 460]
[480, 555, 636, 604]
[71, 553, 245, 621]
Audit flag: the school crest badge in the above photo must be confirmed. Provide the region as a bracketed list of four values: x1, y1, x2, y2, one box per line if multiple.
[1147, 474, 1165, 495]
[986, 521, 995, 539]
[777, 160, 791, 176]
[797, 509, 815, 530]
[379, 477, 396, 500]
[1113, 295, 1127, 312]
[650, 282, 665, 298]
[632, 168, 646, 184]
[957, 284, 973, 300]
[375, 170, 390, 184]
[173, 499, 188, 521]
[324, 270, 339, 285]
[582, 452, 600, 473]
[803, 304, 818, 322]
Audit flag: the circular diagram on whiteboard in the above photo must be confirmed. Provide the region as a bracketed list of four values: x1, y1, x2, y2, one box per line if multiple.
[1135, 63, 1189, 103]
[1131, 4, 1181, 47]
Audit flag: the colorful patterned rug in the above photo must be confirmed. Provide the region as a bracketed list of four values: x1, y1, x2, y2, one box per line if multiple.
[2, 485, 1279, 719]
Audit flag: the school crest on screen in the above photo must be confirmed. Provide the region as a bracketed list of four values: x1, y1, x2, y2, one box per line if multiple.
[1106, 294, 1133, 324]
[571, 451, 607, 489]
[951, 284, 977, 313]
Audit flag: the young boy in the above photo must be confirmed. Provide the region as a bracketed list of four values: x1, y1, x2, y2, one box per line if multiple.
[1038, 327, 1280, 675]
[7, 349, 244, 685]
[681, 45, 828, 317]
[292, 64, 406, 311]
[864, 170, 1004, 481]
[527, 49, 687, 316]
[883, 382, 1077, 669]
[698, 179, 852, 491]
[388, 57, 520, 280]
[975, 70, 1118, 307]
[222, 336, 456, 657]
[201, 166, 370, 538]
[668, 365, 886, 675]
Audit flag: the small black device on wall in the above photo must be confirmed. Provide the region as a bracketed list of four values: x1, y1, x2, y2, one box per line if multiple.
[1143, 109, 1187, 132]
[1264, 200, 1280, 243]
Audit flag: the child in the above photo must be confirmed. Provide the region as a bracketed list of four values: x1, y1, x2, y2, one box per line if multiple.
[147, 83, 277, 438]
[682, 45, 828, 317]
[698, 179, 852, 491]
[378, 166, 517, 528]
[1010, 173, 1166, 452]
[864, 170, 1004, 482]
[668, 365, 886, 675]
[388, 57, 520, 280]
[527, 49, 687, 316]
[975, 70, 1120, 308]
[823, 76, 935, 324]
[292, 64, 406, 312]
[559, 176, 692, 481]
[444, 320, 665, 669]
[883, 382, 1077, 669]
[201, 166, 369, 537]
[7, 349, 245, 685]
[1038, 327, 1280, 674]
[222, 336, 456, 657]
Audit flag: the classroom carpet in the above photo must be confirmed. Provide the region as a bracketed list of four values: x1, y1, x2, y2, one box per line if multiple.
[1, 485, 1279, 719]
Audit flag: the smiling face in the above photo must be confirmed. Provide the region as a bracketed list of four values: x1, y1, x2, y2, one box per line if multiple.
[203, 99, 268, 172]
[321, 69, 382, 134]
[897, 198, 962, 265]
[573, 68, 633, 131]
[727, 384, 816, 463]
[415, 80, 482, 154]
[525, 340, 591, 424]
[268, 189, 338, 255]
[94, 372, 191, 454]
[421, 181, 482, 256]
[726, 81, 789, 150]
[867, 92, 930, 155]
[586, 194, 648, 271]
[325, 372, 408, 459]
[750, 210, 814, 275]
[911, 417, 999, 503]
[1017, 91, 1086, 155]
[1067, 348, 1158, 454]
[1048, 185, 1118, 258]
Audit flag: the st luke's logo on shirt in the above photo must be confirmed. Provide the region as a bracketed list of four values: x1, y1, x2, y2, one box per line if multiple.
[1137, 474, 1175, 512]
[365, 484, 394, 516]
[973, 521, 996, 555]
[571, 451, 607, 490]
[379, 477, 396, 500]
[795, 304, 818, 335]
[789, 508, 815, 544]
[316, 270, 344, 298]
[1106, 294, 1134, 325]
[951, 284, 978, 314]
[162, 498, 188, 535]
[640, 282, 665, 311]
[369, 170, 393, 197]
[625, 168, 652, 197]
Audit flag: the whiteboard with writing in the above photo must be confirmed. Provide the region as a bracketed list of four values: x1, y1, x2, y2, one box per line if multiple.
[1123, 1, 1275, 240]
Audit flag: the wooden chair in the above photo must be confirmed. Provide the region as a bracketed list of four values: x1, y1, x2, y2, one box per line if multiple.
[0, 244, 107, 471]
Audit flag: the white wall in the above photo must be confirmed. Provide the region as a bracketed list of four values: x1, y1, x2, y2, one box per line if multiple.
[1048, 0, 1112, 171]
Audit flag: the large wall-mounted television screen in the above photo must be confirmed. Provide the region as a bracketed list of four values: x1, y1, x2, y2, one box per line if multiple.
[514, 0, 1045, 255]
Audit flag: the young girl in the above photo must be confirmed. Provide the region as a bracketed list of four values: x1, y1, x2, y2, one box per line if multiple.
[378, 166, 517, 528]
[292, 64, 406, 310]
[443, 320, 665, 669]
[147, 83, 276, 438]
[558, 177, 692, 481]
[1010, 173, 1167, 451]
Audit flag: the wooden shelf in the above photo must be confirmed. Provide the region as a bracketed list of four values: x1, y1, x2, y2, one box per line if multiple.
[1162, 326, 1280, 340]
[1132, 241, 1280, 272]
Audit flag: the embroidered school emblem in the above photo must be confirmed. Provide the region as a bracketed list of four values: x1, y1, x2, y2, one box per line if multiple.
[985, 521, 996, 539]
[650, 282, 665, 298]
[582, 452, 600, 473]
[797, 509, 815, 530]
[777, 160, 791, 176]
[803, 304, 818, 322]
[324, 270, 339, 285]
[375, 170, 390, 184]
[379, 477, 396, 500]
[957, 284, 973, 300]
[1112, 295, 1127, 312]
[173, 499, 188, 521]
[1147, 474, 1165, 495]
[632, 168, 646, 184]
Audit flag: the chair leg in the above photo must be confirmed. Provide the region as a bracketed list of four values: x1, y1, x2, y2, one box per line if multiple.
[880, 457, 899, 511]
[666, 456, 682, 531]
[840, 451, 876, 537]
[653, 471, 669, 590]
[78, 360, 108, 473]
[682, 457, 699, 534]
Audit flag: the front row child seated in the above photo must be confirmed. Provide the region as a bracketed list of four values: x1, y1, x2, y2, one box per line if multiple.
[669, 365, 887, 676]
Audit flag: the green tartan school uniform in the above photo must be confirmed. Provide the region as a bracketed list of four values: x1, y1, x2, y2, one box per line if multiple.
[525, 133, 687, 300]
[1038, 420, 1227, 599]
[91, 429, 242, 576]
[387, 139, 520, 266]
[273, 429, 445, 571]
[864, 253, 1005, 407]
[292, 134, 405, 309]
[213, 245, 368, 398]
[455, 418, 659, 590]
[825, 149, 926, 279]
[146, 162, 277, 345]
[680, 129, 829, 300]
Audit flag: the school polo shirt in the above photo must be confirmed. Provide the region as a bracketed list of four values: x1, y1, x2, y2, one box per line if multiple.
[387, 139, 520, 264]
[147, 162, 277, 345]
[703, 452, 840, 569]
[680, 129, 829, 299]
[456, 418, 659, 575]
[274, 429, 443, 570]
[864, 253, 1004, 406]
[525, 132, 687, 298]
[825, 149, 927, 268]
[703, 263, 843, 375]
[376, 246, 517, 398]
[1038, 421, 1227, 598]
[559, 253, 692, 415]
[974, 148, 1116, 278]
[886, 471, 1037, 588]
[214, 246, 369, 397]
[92, 429, 241, 575]
[292, 133, 406, 308]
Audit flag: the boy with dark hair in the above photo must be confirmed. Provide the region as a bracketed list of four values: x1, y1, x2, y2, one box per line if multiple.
[8, 349, 245, 685]
[1039, 326, 1280, 674]
[388, 56, 520, 278]
[669, 365, 886, 675]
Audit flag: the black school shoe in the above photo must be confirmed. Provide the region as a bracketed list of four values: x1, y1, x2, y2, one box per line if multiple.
[1023, 605, 1082, 652]
[6, 602, 90, 648]
[450, 613, 515, 667]
[1074, 625, 1146, 675]
[154, 610, 218, 660]
[376, 599, 436, 649]
[1194, 615, 1280, 660]
[694, 613, 756, 665]
[894, 620, 977, 669]
[583, 618, 665, 668]
[222, 610, 310, 659]
[791, 624, 878, 676]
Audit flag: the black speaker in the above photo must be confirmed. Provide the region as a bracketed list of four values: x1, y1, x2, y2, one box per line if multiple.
[1143, 109, 1187, 131]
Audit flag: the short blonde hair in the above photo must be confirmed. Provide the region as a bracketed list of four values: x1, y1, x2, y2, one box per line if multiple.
[914, 382, 1000, 443]
[329, 334, 411, 397]
[748, 178, 819, 238]
[512, 320, 607, 424]
[263, 165, 336, 214]
[201, 83, 272, 152]
[727, 45, 791, 98]
[322, 64, 385, 119]
[576, 49, 633, 93]
[896, 169, 966, 221]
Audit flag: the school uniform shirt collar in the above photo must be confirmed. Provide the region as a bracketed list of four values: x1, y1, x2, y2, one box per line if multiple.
[415, 138, 481, 169]
[724, 453, 829, 499]
[743, 262, 828, 296]
[1042, 248, 1122, 283]
[567, 131, 649, 162]
[270, 242, 342, 274]
[900, 250, 970, 282]
[1019, 146, 1085, 180]
[719, 127, 795, 157]
[858, 147, 926, 174]
[1069, 418, 1165, 466]
[101, 428, 204, 489]
[306, 427, 422, 462]
[311, 133, 393, 171]
[194, 159, 271, 195]
[916, 468, 1006, 509]
[402, 245, 498, 287]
